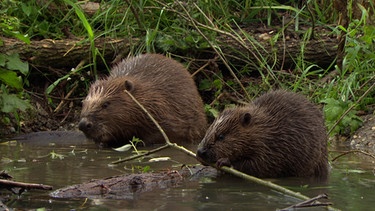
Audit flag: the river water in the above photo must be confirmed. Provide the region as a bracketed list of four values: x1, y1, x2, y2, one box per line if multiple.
[0, 134, 374, 210]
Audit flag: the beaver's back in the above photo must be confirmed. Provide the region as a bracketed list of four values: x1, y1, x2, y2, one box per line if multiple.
[254, 90, 328, 177]
[110, 54, 191, 85]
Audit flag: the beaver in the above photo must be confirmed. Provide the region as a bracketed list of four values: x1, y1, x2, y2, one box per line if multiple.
[196, 90, 328, 179]
[78, 54, 207, 147]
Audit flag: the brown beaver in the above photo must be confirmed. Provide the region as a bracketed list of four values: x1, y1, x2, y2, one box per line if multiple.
[196, 90, 328, 179]
[79, 54, 207, 147]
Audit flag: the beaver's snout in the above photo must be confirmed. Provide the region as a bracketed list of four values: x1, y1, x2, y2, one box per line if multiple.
[196, 147, 215, 166]
[196, 147, 207, 160]
[78, 117, 93, 134]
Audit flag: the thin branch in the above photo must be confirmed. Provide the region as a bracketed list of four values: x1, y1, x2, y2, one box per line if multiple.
[54, 81, 78, 113]
[124, 0, 144, 31]
[123, 89, 196, 158]
[111, 144, 170, 164]
[331, 149, 375, 162]
[220, 166, 309, 200]
[191, 56, 217, 77]
[0, 179, 53, 191]
[124, 89, 171, 144]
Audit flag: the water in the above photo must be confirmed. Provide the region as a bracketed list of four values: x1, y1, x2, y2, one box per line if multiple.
[0, 136, 374, 210]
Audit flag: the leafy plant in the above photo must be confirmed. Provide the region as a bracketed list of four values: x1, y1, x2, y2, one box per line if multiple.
[319, 3, 374, 137]
[0, 53, 30, 131]
[321, 98, 362, 136]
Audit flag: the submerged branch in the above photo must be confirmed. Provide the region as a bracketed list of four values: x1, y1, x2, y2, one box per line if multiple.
[0, 179, 53, 192]
[331, 149, 375, 162]
[279, 193, 332, 210]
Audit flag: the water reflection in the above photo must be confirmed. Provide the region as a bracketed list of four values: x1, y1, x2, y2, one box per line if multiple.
[0, 139, 374, 210]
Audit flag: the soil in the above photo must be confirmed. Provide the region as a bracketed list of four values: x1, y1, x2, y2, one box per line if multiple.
[0, 96, 82, 139]
[350, 114, 375, 153]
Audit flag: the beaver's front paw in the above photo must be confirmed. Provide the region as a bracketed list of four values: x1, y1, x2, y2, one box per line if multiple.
[216, 158, 231, 168]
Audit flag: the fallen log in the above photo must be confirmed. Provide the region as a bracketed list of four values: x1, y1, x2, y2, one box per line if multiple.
[0, 24, 336, 73]
[50, 165, 218, 199]
[0, 36, 135, 71]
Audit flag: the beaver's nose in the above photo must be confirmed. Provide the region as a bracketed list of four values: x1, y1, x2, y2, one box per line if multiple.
[196, 147, 207, 159]
[78, 117, 93, 133]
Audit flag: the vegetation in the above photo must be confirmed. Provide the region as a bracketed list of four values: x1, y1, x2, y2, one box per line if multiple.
[0, 0, 374, 139]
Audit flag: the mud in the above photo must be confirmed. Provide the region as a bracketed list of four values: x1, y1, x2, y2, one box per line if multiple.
[350, 114, 375, 153]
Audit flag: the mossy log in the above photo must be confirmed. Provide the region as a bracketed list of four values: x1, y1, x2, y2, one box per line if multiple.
[0, 26, 337, 73]
[216, 25, 337, 70]
[0, 37, 135, 71]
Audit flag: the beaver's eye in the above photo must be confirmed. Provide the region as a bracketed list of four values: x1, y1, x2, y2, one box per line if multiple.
[102, 102, 110, 109]
[217, 134, 225, 141]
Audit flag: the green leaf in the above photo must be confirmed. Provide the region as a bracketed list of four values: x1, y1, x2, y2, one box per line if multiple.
[5, 53, 29, 75]
[21, 3, 32, 17]
[10, 32, 30, 44]
[0, 69, 23, 90]
[199, 79, 212, 90]
[63, 0, 94, 39]
[205, 104, 219, 118]
[142, 165, 151, 173]
[1, 93, 30, 113]
[46, 74, 71, 95]
[0, 54, 6, 66]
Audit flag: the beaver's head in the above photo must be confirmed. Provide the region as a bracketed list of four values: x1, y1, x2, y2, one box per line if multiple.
[196, 106, 271, 166]
[78, 77, 139, 147]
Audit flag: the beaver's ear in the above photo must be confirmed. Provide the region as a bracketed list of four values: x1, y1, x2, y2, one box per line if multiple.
[124, 80, 134, 92]
[241, 112, 252, 127]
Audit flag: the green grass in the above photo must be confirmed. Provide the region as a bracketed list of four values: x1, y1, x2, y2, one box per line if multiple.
[0, 0, 374, 138]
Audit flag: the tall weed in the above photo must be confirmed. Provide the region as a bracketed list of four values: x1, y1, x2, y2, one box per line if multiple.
[322, 7, 375, 137]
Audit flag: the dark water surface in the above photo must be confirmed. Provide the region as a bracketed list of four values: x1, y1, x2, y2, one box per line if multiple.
[0, 133, 374, 210]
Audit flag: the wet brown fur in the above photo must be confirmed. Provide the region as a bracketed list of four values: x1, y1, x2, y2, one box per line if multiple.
[196, 90, 328, 179]
[79, 54, 207, 147]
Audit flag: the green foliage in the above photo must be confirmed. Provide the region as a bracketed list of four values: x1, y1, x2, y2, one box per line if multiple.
[321, 98, 362, 136]
[0, 1, 30, 43]
[318, 5, 375, 137]
[0, 53, 30, 125]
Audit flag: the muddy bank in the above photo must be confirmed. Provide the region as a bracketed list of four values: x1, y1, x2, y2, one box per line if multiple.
[350, 114, 375, 153]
